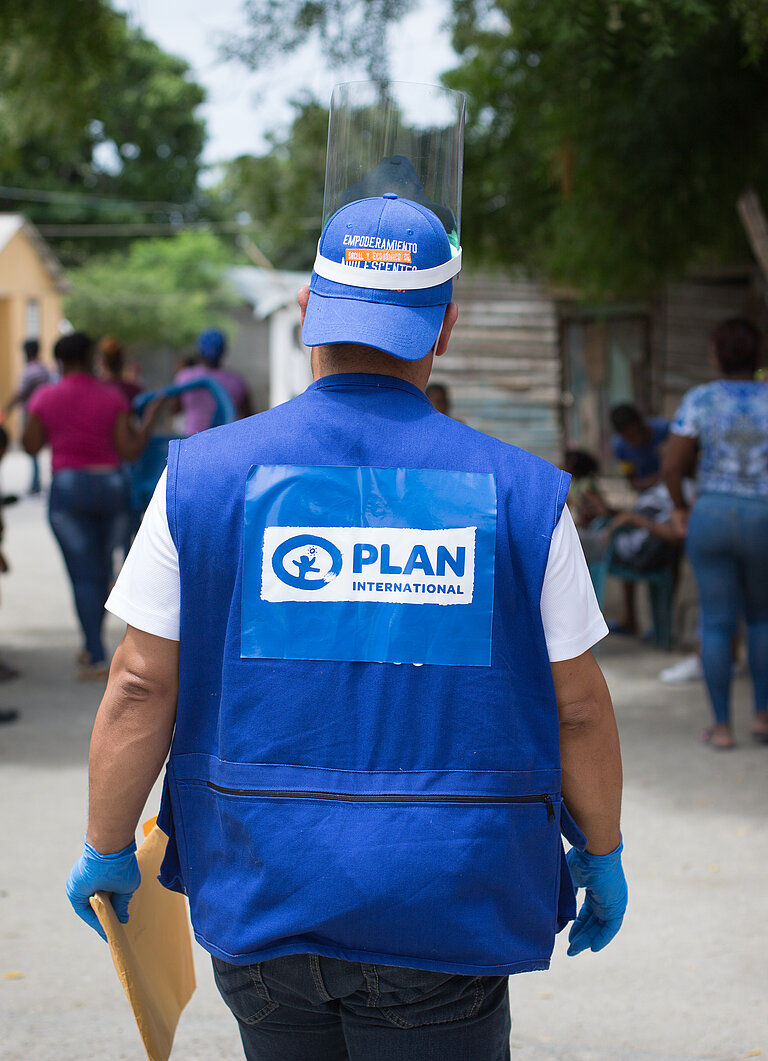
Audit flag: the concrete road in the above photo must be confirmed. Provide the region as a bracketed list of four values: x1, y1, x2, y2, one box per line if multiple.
[0, 451, 765, 1061]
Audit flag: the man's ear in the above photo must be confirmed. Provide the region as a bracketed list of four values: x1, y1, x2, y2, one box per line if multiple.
[297, 285, 310, 327]
[435, 303, 458, 358]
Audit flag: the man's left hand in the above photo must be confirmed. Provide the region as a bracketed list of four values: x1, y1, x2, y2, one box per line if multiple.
[567, 837, 627, 956]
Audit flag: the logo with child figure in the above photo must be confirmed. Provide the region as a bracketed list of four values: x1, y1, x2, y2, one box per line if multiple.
[271, 534, 343, 590]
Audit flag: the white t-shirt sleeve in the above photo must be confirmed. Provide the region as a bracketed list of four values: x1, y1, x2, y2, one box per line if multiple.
[106, 469, 181, 640]
[540, 506, 608, 662]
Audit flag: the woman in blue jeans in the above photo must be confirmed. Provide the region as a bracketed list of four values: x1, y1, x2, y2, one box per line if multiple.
[665, 318, 768, 749]
[23, 333, 162, 679]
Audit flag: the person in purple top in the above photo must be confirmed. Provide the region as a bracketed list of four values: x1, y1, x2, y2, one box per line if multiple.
[3, 339, 52, 494]
[173, 328, 253, 435]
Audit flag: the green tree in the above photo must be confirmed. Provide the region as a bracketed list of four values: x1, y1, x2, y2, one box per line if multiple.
[63, 231, 239, 349]
[224, 0, 415, 80]
[222, 0, 768, 295]
[0, 0, 122, 152]
[0, 9, 207, 261]
[445, 0, 768, 294]
[213, 97, 329, 270]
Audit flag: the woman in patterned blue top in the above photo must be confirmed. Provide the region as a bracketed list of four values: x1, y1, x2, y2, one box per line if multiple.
[665, 318, 768, 749]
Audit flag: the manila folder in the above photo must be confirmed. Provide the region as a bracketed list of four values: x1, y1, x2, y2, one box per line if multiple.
[90, 823, 196, 1061]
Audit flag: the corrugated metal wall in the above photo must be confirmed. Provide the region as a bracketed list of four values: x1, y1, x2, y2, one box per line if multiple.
[655, 276, 759, 419]
[434, 273, 563, 463]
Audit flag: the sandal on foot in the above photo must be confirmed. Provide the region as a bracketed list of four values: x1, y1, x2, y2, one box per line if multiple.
[701, 727, 735, 750]
[0, 663, 20, 682]
[77, 662, 109, 682]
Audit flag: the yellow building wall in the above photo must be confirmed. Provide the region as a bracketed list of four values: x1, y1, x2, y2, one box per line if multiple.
[0, 228, 63, 431]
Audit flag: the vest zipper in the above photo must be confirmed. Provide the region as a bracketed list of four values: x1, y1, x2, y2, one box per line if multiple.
[205, 782, 556, 821]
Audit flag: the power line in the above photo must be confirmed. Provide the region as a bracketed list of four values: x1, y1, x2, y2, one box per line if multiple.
[36, 220, 257, 237]
[0, 184, 191, 212]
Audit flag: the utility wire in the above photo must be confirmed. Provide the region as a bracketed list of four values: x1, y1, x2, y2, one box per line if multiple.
[0, 184, 191, 211]
[36, 221, 259, 237]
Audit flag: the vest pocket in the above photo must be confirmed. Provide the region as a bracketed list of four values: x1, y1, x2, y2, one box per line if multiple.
[171, 758, 564, 972]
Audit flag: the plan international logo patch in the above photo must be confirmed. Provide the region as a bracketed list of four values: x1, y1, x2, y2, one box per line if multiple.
[241, 464, 496, 666]
[262, 526, 476, 605]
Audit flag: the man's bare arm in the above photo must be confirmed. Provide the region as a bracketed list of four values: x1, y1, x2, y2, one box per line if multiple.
[552, 649, 622, 856]
[86, 625, 179, 853]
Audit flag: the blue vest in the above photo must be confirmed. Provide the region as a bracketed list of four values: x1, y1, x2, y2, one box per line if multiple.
[157, 373, 585, 976]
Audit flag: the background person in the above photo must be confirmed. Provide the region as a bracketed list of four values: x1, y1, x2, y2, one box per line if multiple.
[609, 405, 670, 635]
[563, 448, 614, 568]
[96, 334, 142, 404]
[0, 424, 20, 708]
[22, 332, 164, 680]
[664, 317, 768, 749]
[66, 194, 626, 1061]
[172, 327, 252, 434]
[603, 480, 686, 572]
[426, 380, 451, 414]
[97, 334, 145, 558]
[0, 426, 19, 724]
[2, 338, 52, 494]
[610, 403, 669, 491]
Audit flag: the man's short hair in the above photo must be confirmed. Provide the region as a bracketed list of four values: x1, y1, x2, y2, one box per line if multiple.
[302, 195, 456, 362]
[23, 339, 39, 361]
[610, 404, 642, 433]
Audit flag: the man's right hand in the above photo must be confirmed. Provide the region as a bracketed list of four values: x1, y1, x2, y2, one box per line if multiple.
[66, 840, 141, 942]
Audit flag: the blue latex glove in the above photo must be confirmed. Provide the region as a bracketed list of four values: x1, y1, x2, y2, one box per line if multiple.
[566, 836, 627, 956]
[66, 840, 141, 942]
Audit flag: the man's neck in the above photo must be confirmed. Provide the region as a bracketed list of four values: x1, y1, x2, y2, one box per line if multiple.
[311, 345, 433, 392]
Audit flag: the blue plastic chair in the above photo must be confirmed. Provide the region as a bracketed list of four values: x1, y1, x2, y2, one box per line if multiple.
[128, 378, 236, 512]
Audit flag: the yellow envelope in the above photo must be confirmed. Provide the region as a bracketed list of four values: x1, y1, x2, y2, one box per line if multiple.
[90, 821, 196, 1061]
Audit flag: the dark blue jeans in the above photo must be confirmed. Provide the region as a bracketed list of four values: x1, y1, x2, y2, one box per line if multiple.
[212, 954, 511, 1061]
[687, 492, 768, 725]
[29, 452, 41, 493]
[48, 469, 128, 664]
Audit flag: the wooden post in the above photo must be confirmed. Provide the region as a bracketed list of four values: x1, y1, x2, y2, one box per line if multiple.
[737, 188, 768, 281]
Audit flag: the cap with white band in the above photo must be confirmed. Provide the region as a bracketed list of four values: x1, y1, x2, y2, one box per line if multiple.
[302, 194, 459, 362]
[312, 245, 462, 291]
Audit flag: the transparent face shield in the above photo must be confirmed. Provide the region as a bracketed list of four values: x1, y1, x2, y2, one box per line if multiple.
[318, 81, 466, 290]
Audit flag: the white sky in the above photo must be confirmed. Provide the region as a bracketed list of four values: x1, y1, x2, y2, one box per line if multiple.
[112, 0, 458, 168]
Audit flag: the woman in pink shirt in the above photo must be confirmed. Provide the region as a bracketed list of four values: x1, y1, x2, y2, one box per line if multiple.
[23, 333, 162, 679]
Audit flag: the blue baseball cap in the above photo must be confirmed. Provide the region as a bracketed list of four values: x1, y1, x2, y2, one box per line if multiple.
[302, 194, 462, 362]
[197, 327, 226, 363]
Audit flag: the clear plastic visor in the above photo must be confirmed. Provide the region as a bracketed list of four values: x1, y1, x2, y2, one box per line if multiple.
[323, 81, 465, 254]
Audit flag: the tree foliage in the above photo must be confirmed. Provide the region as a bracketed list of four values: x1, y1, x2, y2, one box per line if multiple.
[63, 231, 239, 349]
[220, 0, 768, 296]
[213, 98, 329, 270]
[0, 5, 207, 261]
[445, 0, 768, 294]
[224, 0, 414, 80]
[0, 0, 122, 150]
